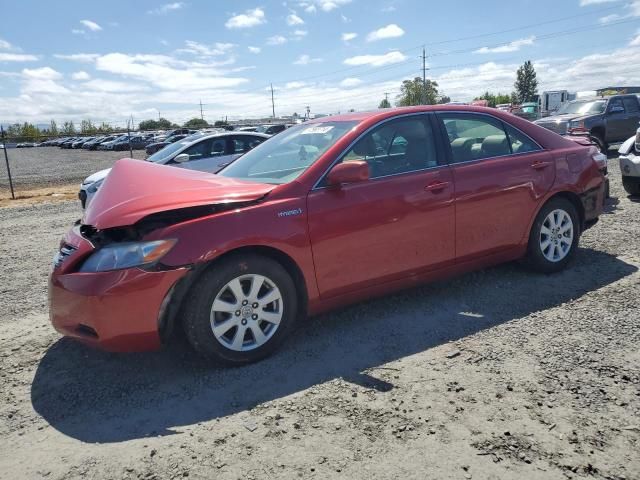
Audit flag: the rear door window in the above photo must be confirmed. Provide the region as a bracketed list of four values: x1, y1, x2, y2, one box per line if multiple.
[438, 113, 511, 163]
[623, 97, 639, 113]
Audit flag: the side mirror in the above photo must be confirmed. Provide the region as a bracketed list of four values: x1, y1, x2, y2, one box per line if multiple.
[174, 153, 190, 163]
[609, 105, 625, 114]
[326, 161, 369, 187]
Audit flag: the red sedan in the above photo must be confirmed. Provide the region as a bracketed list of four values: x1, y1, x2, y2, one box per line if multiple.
[49, 106, 607, 364]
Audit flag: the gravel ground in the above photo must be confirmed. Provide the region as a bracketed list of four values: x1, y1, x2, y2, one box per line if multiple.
[0, 147, 145, 196]
[0, 160, 638, 480]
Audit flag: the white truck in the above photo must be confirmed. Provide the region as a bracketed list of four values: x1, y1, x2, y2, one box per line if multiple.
[540, 90, 575, 117]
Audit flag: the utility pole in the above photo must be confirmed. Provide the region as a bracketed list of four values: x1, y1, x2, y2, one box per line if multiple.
[305, 105, 310, 120]
[421, 46, 427, 105]
[384, 92, 389, 104]
[157, 109, 161, 121]
[199, 100, 204, 120]
[270, 83, 276, 119]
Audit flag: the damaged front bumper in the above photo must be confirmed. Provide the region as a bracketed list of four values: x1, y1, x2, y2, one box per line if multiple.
[48, 224, 189, 352]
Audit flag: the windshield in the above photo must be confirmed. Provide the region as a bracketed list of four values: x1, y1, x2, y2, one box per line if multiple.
[218, 121, 358, 184]
[557, 100, 606, 115]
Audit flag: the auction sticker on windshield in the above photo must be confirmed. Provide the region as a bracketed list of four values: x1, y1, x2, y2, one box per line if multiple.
[300, 126, 334, 134]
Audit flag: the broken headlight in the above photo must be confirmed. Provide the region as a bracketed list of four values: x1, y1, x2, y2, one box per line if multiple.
[78, 239, 176, 272]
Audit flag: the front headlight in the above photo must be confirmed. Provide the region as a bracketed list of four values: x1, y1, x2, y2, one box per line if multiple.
[79, 239, 177, 272]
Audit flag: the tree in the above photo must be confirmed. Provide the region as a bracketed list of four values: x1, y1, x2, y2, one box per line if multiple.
[62, 121, 75, 134]
[474, 91, 515, 108]
[49, 120, 58, 136]
[213, 120, 229, 127]
[138, 118, 173, 131]
[183, 118, 209, 128]
[378, 97, 391, 108]
[80, 119, 96, 133]
[514, 60, 538, 103]
[396, 77, 440, 106]
[437, 95, 451, 104]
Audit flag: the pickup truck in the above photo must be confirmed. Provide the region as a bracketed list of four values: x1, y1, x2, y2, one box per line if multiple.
[533, 95, 640, 153]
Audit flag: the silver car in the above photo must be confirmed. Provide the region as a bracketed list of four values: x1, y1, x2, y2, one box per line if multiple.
[618, 128, 640, 196]
[79, 132, 270, 208]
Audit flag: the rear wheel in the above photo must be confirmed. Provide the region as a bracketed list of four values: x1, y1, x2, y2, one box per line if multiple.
[182, 254, 298, 364]
[525, 198, 580, 273]
[622, 176, 640, 196]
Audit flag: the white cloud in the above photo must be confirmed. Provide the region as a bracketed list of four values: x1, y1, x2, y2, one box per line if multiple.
[286, 13, 304, 25]
[54, 53, 100, 62]
[366, 24, 405, 42]
[293, 54, 322, 65]
[343, 51, 406, 66]
[179, 41, 235, 56]
[297, 0, 352, 12]
[248, 46, 261, 54]
[579, 0, 618, 5]
[0, 53, 38, 62]
[630, 30, 640, 46]
[0, 38, 15, 51]
[341, 14, 350, 22]
[93, 53, 248, 90]
[82, 79, 150, 92]
[147, 2, 186, 15]
[23, 67, 62, 81]
[267, 35, 287, 46]
[342, 32, 357, 42]
[80, 20, 102, 32]
[71, 71, 90, 80]
[292, 29, 308, 37]
[599, 13, 622, 23]
[474, 36, 536, 54]
[71, 29, 85, 35]
[340, 77, 362, 87]
[225, 8, 265, 29]
[285, 81, 307, 89]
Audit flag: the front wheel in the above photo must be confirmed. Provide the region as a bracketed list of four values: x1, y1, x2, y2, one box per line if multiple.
[524, 198, 580, 273]
[589, 133, 608, 155]
[622, 176, 640, 196]
[182, 254, 298, 364]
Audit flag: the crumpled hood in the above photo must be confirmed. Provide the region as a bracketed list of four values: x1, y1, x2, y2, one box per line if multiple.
[83, 158, 275, 229]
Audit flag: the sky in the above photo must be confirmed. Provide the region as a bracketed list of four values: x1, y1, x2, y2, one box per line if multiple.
[0, 0, 639, 126]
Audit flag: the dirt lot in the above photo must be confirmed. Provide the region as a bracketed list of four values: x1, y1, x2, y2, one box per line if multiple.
[0, 160, 638, 480]
[0, 147, 145, 200]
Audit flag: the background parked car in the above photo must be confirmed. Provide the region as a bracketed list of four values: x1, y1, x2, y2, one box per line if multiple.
[145, 133, 189, 155]
[534, 95, 640, 152]
[71, 137, 95, 149]
[79, 132, 269, 208]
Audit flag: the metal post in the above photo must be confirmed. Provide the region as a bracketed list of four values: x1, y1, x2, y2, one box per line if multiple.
[270, 83, 276, 119]
[127, 119, 133, 158]
[1, 126, 15, 200]
[421, 47, 427, 105]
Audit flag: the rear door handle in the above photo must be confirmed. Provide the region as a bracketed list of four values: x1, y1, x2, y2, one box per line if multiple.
[531, 161, 552, 170]
[424, 181, 450, 192]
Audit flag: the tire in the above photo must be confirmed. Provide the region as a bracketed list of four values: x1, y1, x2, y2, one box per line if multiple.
[589, 133, 608, 155]
[182, 254, 298, 365]
[622, 176, 640, 196]
[524, 197, 580, 273]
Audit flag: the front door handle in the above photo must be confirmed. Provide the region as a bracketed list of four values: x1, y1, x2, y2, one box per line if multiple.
[424, 181, 450, 192]
[531, 161, 552, 170]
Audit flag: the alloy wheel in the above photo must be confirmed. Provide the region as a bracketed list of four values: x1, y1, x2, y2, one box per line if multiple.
[210, 274, 283, 351]
[539, 209, 574, 262]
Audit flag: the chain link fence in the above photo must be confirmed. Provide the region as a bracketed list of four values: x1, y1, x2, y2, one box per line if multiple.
[0, 129, 148, 201]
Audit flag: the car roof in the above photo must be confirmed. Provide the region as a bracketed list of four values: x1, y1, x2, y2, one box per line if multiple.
[304, 105, 522, 124]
